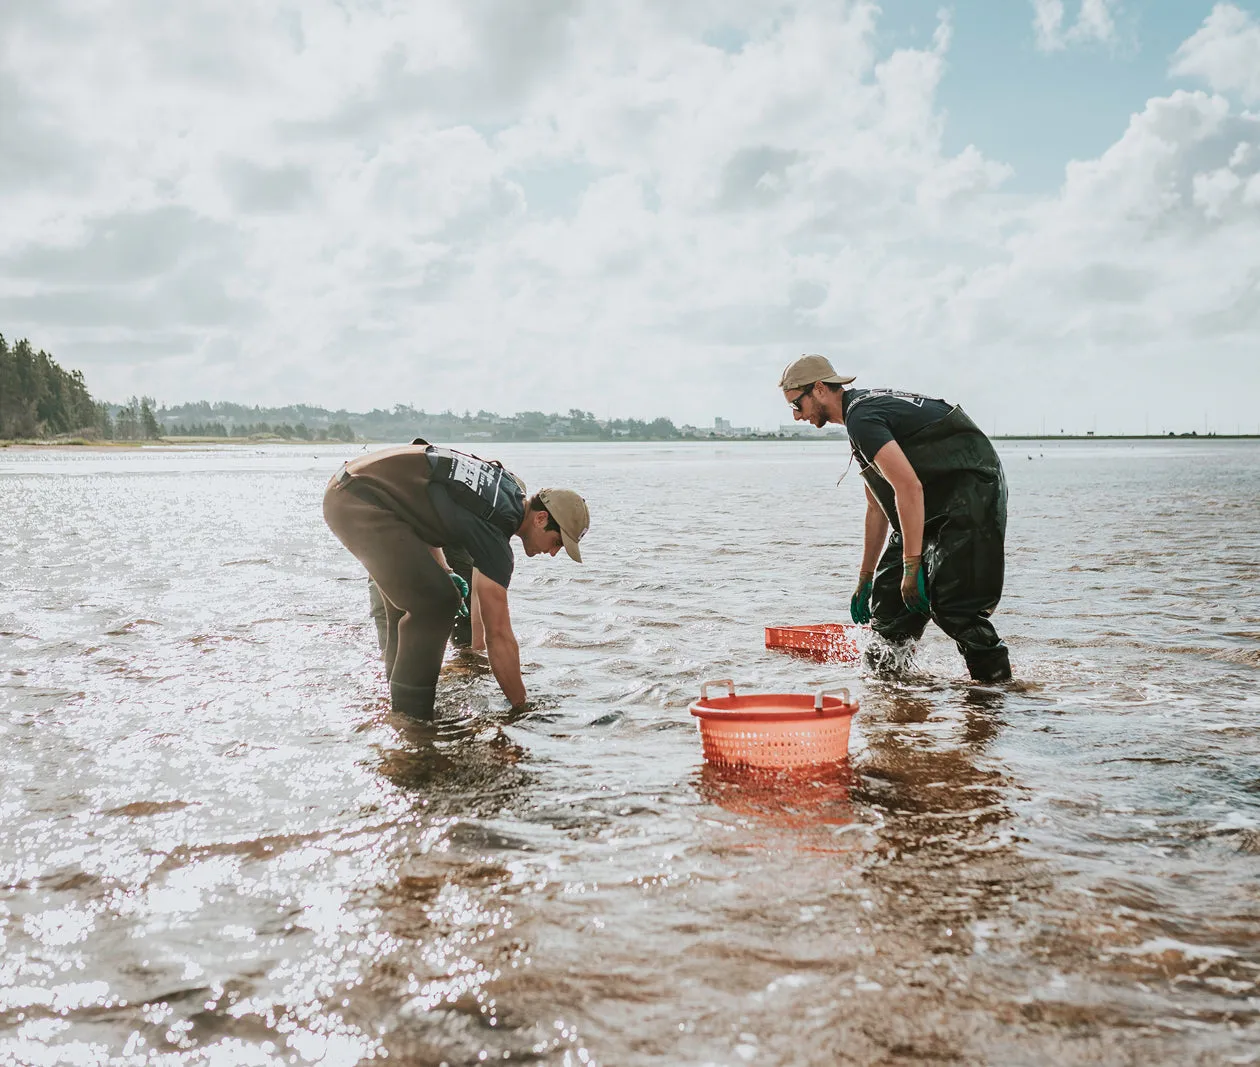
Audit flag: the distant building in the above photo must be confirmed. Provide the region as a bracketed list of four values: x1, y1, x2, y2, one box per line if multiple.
[779, 424, 848, 438]
[714, 417, 731, 433]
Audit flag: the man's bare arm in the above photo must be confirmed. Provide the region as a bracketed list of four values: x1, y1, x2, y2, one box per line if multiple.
[860, 484, 890, 572]
[474, 575, 526, 707]
[470, 568, 486, 652]
[872, 440, 924, 558]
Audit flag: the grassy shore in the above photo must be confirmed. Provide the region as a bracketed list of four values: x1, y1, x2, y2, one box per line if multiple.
[1, 438, 145, 449]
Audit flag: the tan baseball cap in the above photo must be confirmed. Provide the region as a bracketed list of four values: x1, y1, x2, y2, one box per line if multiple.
[537, 488, 589, 563]
[779, 354, 856, 391]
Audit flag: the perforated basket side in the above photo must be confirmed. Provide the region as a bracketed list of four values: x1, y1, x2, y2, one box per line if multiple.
[764, 625, 860, 663]
[697, 714, 853, 769]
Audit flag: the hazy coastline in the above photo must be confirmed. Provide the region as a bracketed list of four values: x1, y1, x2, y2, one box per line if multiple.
[5, 432, 1259, 451]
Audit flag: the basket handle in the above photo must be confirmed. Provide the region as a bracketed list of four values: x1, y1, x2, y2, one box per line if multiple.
[700, 679, 736, 701]
[814, 687, 851, 712]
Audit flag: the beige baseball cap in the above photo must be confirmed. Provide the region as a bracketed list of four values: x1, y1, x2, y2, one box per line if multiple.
[779, 354, 856, 391]
[537, 488, 590, 562]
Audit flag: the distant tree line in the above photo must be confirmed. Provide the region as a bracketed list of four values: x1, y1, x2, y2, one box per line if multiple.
[111, 396, 163, 440]
[155, 401, 688, 442]
[3, 333, 703, 444]
[0, 332, 172, 441]
[0, 334, 105, 439]
[166, 420, 356, 441]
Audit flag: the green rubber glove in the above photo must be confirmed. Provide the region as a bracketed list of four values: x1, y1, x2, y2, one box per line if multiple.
[850, 570, 874, 624]
[448, 571, 470, 617]
[901, 555, 930, 614]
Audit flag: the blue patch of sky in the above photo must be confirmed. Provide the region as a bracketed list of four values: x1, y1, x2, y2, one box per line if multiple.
[876, 0, 1258, 192]
[506, 161, 605, 217]
[702, 25, 750, 53]
[498, 3, 1257, 211]
[506, 164, 663, 218]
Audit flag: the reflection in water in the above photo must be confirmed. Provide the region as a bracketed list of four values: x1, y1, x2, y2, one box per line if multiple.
[694, 761, 856, 838]
[852, 684, 1024, 954]
[359, 715, 546, 1062]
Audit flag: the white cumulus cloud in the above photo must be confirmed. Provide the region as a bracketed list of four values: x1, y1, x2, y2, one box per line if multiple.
[1031, 0, 1119, 52]
[1171, 2, 1260, 105]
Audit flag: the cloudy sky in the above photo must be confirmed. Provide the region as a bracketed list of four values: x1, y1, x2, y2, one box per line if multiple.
[2, 0, 1259, 434]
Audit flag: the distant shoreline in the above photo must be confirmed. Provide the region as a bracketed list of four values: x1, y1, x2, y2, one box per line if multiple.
[992, 433, 1260, 441]
[3, 432, 1259, 451]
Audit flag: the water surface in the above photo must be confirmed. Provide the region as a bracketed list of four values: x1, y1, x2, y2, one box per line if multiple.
[2, 439, 1258, 1064]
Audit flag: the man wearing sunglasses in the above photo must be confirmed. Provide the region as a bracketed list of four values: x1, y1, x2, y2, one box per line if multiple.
[780, 354, 1011, 683]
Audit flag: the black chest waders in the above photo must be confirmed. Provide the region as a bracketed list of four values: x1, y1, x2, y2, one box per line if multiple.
[851, 404, 1012, 682]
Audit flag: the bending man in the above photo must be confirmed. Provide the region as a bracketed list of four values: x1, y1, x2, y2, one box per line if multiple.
[779, 354, 1011, 682]
[324, 442, 590, 716]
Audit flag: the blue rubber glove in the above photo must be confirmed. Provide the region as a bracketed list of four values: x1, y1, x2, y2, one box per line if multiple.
[901, 556, 930, 614]
[448, 571, 470, 617]
[850, 570, 874, 624]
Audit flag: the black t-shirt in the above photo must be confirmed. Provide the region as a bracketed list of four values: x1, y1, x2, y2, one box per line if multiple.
[842, 388, 954, 467]
[426, 482, 515, 589]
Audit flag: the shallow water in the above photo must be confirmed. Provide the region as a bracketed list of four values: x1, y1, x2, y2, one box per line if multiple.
[2, 438, 1258, 1066]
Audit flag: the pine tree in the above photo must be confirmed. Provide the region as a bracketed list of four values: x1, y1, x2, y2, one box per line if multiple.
[115, 397, 140, 440]
[140, 397, 162, 439]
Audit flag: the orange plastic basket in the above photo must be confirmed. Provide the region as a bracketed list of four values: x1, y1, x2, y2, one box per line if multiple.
[765, 623, 863, 663]
[689, 680, 859, 769]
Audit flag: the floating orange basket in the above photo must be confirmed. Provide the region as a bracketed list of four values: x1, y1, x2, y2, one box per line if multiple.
[764, 623, 863, 663]
[689, 680, 859, 769]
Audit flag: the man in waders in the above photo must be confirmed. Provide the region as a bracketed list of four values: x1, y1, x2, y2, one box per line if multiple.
[779, 354, 1011, 682]
[324, 442, 590, 716]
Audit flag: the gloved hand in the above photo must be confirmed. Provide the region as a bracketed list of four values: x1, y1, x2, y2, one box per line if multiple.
[448, 571, 470, 617]
[850, 570, 874, 624]
[901, 555, 930, 614]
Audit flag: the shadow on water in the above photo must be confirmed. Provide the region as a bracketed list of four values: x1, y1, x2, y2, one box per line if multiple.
[850, 681, 1031, 935]
[336, 672, 591, 1063]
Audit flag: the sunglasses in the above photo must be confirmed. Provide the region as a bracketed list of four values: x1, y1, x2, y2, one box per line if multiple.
[788, 383, 817, 411]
